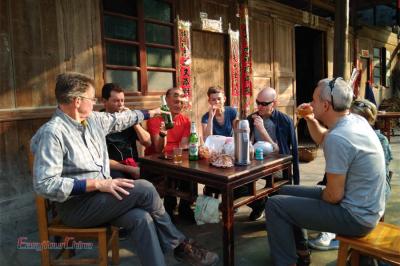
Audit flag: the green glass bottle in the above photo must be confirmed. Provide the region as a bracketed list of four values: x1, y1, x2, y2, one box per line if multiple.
[160, 95, 174, 129]
[188, 122, 199, 161]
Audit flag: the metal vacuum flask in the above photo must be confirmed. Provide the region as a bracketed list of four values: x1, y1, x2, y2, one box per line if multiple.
[234, 119, 250, 165]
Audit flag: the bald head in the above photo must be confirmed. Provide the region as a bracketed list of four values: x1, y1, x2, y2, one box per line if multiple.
[257, 87, 276, 102]
[256, 87, 277, 117]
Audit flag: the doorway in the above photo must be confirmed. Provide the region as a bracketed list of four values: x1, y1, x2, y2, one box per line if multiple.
[295, 26, 326, 144]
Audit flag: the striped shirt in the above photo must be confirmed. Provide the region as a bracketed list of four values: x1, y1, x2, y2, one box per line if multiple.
[30, 108, 146, 202]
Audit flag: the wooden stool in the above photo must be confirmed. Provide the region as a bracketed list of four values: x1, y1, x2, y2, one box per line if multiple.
[336, 222, 400, 266]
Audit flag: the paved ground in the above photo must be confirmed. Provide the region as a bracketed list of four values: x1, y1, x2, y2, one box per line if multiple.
[2, 133, 399, 266]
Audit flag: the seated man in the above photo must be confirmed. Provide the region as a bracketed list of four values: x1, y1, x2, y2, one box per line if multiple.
[31, 72, 219, 266]
[201, 85, 237, 197]
[146, 88, 195, 221]
[246, 87, 300, 221]
[102, 83, 151, 179]
[201, 85, 237, 140]
[308, 98, 393, 251]
[266, 78, 386, 266]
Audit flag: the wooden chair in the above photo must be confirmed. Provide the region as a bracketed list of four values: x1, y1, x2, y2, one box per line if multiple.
[29, 154, 120, 266]
[336, 222, 400, 266]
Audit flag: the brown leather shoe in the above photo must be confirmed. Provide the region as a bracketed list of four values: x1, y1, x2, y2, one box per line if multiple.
[174, 239, 219, 266]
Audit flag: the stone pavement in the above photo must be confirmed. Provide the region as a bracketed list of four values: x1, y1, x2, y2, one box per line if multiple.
[2, 134, 399, 266]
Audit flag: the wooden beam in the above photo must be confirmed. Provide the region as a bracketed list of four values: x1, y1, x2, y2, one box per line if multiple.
[333, 0, 350, 79]
[311, 0, 335, 13]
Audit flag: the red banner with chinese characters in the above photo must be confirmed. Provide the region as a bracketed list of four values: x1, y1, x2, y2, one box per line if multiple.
[177, 20, 192, 101]
[229, 28, 240, 109]
[239, 2, 253, 118]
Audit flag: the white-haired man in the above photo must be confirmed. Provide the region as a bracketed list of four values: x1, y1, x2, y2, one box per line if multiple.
[265, 78, 386, 266]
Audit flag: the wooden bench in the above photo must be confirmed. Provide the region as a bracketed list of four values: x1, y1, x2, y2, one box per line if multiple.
[336, 222, 400, 266]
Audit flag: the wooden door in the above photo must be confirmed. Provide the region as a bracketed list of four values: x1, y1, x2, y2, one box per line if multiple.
[191, 30, 226, 138]
[273, 19, 296, 118]
[250, 16, 274, 99]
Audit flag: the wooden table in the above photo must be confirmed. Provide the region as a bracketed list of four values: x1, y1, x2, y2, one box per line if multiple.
[377, 112, 400, 142]
[139, 153, 293, 266]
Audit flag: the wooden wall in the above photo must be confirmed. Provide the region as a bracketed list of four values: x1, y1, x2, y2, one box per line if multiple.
[0, 0, 103, 244]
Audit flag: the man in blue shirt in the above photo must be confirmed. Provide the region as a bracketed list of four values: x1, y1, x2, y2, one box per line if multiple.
[201, 86, 237, 140]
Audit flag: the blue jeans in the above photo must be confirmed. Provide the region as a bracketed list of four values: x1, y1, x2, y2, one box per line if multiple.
[57, 179, 185, 266]
[266, 185, 373, 266]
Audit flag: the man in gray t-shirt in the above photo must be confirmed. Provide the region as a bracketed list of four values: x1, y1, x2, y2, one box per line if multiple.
[265, 77, 386, 266]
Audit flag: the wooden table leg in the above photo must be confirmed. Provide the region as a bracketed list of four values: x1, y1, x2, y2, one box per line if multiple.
[221, 186, 234, 266]
[384, 118, 391, 142]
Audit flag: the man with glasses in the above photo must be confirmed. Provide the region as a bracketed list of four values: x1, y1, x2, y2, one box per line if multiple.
[146, 88, 195, 222]
[245, 87, 300, 221]
[31, 73, 219, 266]
[265, 78, 386, 266]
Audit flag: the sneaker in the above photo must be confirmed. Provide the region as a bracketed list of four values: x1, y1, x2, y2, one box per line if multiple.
[308, 232, 339, 250]
[249, 208, 265, 221]
[174, 239, 219, 266]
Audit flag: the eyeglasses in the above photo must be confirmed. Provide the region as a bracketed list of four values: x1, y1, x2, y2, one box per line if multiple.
[80, 96, 98, 104]
[328, 77, 343, 110]
[256, 99, 274, 107]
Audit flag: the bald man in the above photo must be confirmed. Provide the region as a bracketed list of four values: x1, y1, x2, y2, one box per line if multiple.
[245, 87, 300, 221]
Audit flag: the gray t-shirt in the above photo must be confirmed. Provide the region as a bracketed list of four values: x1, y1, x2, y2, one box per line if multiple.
[323, 113, 386, 227]
[254, 117, 277, 142]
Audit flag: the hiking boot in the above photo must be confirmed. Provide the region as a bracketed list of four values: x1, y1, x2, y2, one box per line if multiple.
[308, 232, 339, 251]
[174, 239, 219, 266]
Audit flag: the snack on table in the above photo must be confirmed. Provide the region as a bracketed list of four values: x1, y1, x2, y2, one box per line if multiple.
[209, 153, 234, 168]
[199, 145, 211, 159]
[297, 104, 313, 118]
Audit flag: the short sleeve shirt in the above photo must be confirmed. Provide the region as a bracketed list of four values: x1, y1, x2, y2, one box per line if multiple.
[323, 114, 386, 227]
[146, 113, 191, 154]
[201, 106, 237, 137]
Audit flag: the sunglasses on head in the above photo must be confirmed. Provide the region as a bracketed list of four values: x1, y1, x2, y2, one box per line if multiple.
[328, 77, 344, 110]
[256, 99, 274, 107]
[353, 100, 372, 110]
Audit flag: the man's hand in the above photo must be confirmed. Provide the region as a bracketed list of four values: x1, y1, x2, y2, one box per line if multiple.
[125, 166, 140, 179]
[149, 107, 171, 118]
[252, 115, 265, 131]
[208, 105, 217, 120]
[95, 178, 135, 200]
[297, 103, 314, 121]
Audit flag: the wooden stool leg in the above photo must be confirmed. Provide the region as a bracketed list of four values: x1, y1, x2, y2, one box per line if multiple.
[350, 250, 360, 266]
[98, 232, 108, 266]
[337, 242, 349, 266]
[40, 247, 51, 266]
[111, 228, 120, 265]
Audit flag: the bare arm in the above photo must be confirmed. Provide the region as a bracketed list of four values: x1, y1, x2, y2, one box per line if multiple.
[109, 159, 139, 179]
[203, 106, 216, 140]
[321, 173, 346, 204]
[180, 137, 189, 149]
[304, 117, 328, 145]
[133, 124, 151, 147]
[202, 123, 211, 142]
[151, 122, 167, 153]
[253, 115, 279, 152]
